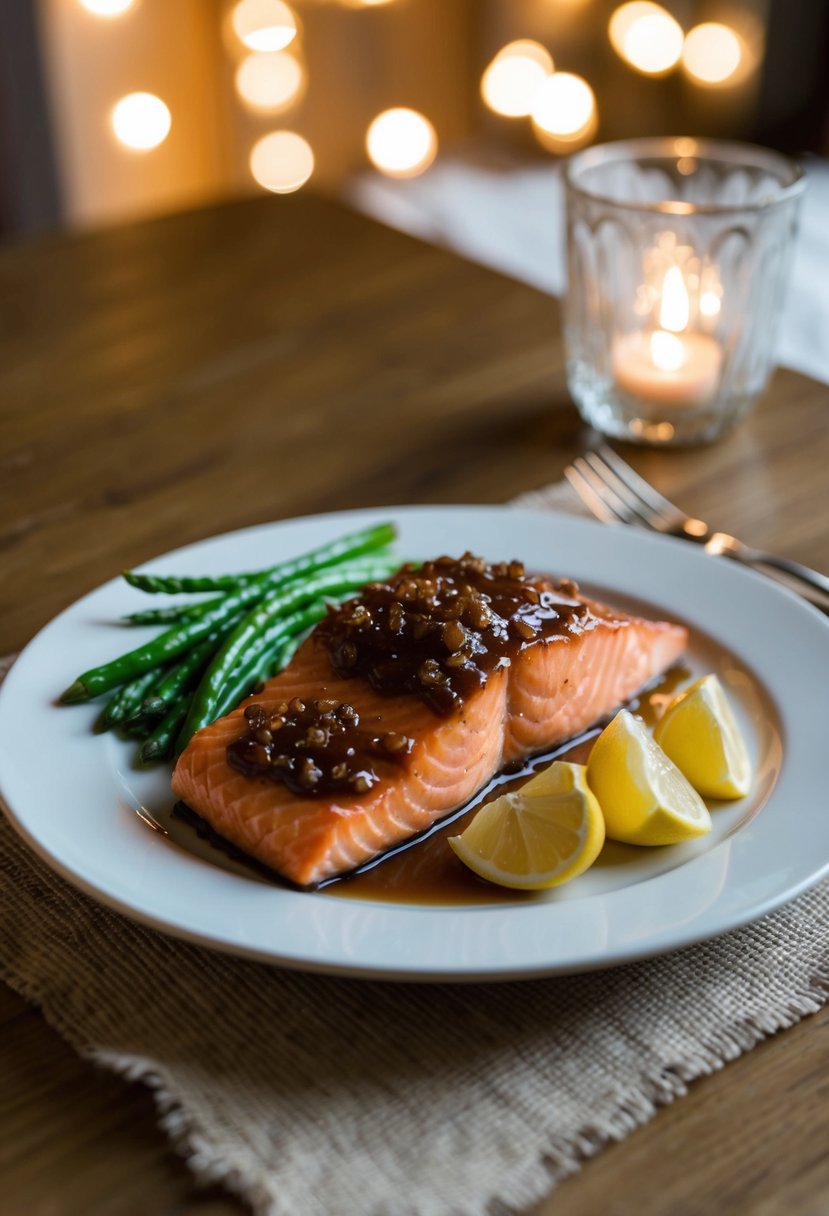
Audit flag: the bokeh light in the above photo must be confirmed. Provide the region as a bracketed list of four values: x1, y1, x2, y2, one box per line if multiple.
[249, 131, 314, 193]
[235, 51, 305, 112]
[531, 72, 597, 152]
[609, 2, 683, 75]
[481, 40, 554, 118]
[111, 93, 171, 151]
[682, 23, 743, 85]
[232, 0, 297, 53]
[79, 0, 135, 14]
[366, 108, 438, 178]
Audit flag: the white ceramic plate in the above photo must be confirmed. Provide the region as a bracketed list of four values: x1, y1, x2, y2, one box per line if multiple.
[1, 506, 827, 981]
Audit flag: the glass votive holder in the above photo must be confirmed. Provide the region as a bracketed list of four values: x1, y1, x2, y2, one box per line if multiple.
[563, 137, 805, 445]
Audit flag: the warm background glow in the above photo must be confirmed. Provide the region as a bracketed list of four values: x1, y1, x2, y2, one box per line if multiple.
[235, 50, 304, 112]
[249, 130, 314, 192]
[232, 0, 297, 53]
[110, 92, 171, 151]
[78, 0, 136, 15]
[609, 2, 683, 75]
[480, 41, 553, 119]
[366, 108, 437, 178]
[531, 72, 597, 152]
[27, 0, 780, 232]
[682, 23, 743, 86]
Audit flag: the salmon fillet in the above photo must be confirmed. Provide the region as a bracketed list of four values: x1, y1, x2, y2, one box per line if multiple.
[172, 565, 687, 888]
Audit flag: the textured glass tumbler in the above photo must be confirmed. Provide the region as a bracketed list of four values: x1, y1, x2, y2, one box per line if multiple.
[563, 138, 805, 445]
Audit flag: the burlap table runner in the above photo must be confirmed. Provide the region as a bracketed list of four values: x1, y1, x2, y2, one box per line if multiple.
[1, 483, 827, 1216]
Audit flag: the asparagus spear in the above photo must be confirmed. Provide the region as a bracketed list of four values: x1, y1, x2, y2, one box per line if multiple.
[122, 521, 395, 595]
[123, 597, 225, 626]
[60, 522, 405, 763]
[140, 700, 190, 763]
[209, 599, 329, 723]
[139, 604, 326, 763]
[136, 625, 241, 717]
[100, 669, 162, 729]
[175, 560, 396, 751]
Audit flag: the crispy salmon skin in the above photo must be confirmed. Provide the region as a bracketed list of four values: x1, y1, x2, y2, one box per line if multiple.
[172, 558, 687, 887]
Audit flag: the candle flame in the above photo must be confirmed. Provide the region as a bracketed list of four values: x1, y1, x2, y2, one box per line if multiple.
[659, 267, 689, 332]
[650, 330, 685, 372]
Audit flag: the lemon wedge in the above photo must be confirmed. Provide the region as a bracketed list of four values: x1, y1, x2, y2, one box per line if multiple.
[447, 761, 605, 890]
[654, 673, 752, 799]
[586, 709, 711, 846]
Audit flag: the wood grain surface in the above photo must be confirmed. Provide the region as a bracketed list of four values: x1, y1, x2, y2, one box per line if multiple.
[0, 193, 827, 1216]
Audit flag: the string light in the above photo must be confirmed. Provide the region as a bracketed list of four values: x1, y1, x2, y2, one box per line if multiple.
[79, 0, 135, 14]
[235, 51, 305, 112]
[232, 0, 297, 53]
[481, 40, 554, 118]
[366, 108, 437, 178]
[111, 93, 171, 151]
[531, 72, 597, 152]
[682, 23, 743, 85]
[608, 2, 683, 75]
[250, 130, 314, 192]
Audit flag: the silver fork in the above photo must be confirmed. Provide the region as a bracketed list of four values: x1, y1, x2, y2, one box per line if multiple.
[565, 445, 829, 611]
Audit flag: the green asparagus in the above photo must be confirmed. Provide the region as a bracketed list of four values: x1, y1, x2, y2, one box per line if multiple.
[123, 521, 395, 594]
[175, 558, 396, 751]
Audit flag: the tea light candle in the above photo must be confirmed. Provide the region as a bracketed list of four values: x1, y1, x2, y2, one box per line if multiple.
[612, 265, 723, 406]
[612, 329, 722, 405]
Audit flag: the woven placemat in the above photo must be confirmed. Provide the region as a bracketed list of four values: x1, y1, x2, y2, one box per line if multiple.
[1, 484, 827, 1216]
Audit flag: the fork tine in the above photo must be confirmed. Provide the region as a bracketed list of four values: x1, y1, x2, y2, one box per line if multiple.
[594, 445, 681, 522]
[581, 451, 660, 528]
[564, 464, 621, 524]
[564, 459, 638, 525]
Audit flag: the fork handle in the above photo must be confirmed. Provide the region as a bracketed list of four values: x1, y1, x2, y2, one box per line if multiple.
[729, 545, 829, 607]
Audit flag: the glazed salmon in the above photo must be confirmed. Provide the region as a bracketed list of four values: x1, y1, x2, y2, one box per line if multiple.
[172, 557, 687, 888]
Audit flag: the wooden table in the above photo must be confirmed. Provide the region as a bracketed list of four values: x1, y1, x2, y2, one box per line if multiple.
[1, 194, 827, 1216]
